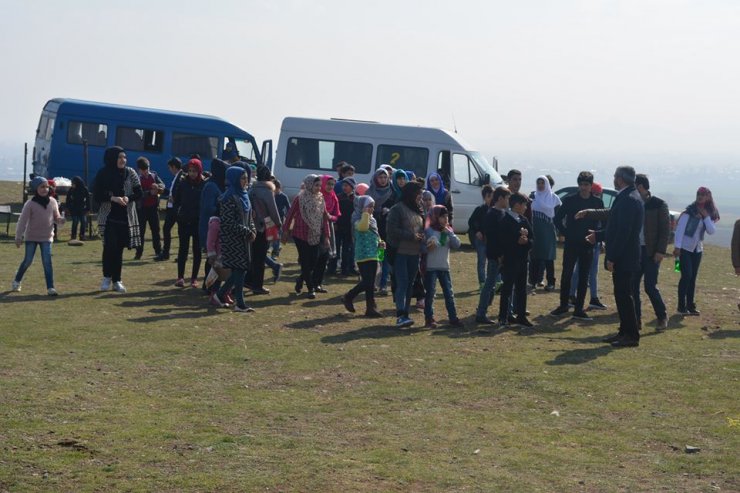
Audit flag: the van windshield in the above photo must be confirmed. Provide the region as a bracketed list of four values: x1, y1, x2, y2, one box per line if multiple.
[469, 151, 503, 185]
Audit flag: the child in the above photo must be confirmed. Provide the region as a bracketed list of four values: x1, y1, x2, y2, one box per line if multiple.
[341, 195, 384, 318]
[65, 176, 90, 241]
[13, 176, 65, 295]
[498, 192, 535, 327]
[271, 179, 290, 259]
[468, 184, 494, 290]
[205, 215, 233, 307]
[423, 205, 462, 328]
[332, 177, 357, 276]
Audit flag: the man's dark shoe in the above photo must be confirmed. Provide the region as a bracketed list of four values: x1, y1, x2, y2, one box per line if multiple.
[252, 287, 270, 295]
[602, 333, 622, 343]
[134, 252, 143, 260]
[364, 308, 383, 318]
[341, 294, 355, 313]
[687, 307, 700, 316]
[475, 316, 497, 325]
[572, 310, 593, 321]
[611, 338, 639, 348]
[315, 286, 328, 294]
[513, 316, 534, 328]
[589, 298, 608, 310]
[550, 305, 570, 317]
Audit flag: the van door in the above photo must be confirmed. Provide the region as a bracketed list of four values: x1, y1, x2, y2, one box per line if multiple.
[260, 140, 273, 169]
[448, 151, 484, 234]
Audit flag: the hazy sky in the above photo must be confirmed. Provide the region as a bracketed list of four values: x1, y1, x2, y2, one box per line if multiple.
[2, 0, 739, 159]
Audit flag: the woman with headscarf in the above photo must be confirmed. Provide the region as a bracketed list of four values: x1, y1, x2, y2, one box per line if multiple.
[425, 172, 454, 225]
[247, 165, 283, 294]
[213, 166, 257, 312]
[93, 146, 143, 293]
[530, 175, 561, 290]
[174, 158, 205, 288]
[199, 158, 229, 291]
[386, 181, 425, 328]
[341, 195, 384, 318]
[367, 167, 395, 295]
[282, 174, 331, 299]
[673, 186, 719, 315]
[307, 174, 340, 292]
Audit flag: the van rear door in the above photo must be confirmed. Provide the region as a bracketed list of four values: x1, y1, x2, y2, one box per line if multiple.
[260, 140, 273, 169]
[445, 151, 485, 234]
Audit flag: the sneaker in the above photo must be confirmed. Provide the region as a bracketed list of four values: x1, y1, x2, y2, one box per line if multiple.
[377, 287, 388, 297]
[315, 286, 328, 294]
[589, 298, 608, 310]
[365, 308, 383, 318]
[568, 295, 576, 307]
[294, 280, 302, 295]
[154, 253, 169, 262]
[100, 277, 112, 291]
[307, 290, 316, 299]
[210, 292, 225, 308]
[513, 316, 534, 328]
[396, 316, 414, 328]
[677, 307, 689, 316]
[536, 282, 545, 288]
[341, 294, 355, 313]
[47, 288, 58, 296]
[133, 252, 142, 260]
[175, 278, 185, 287]
[656, 318, 668, 332]
[252, 287, 271, 295]
[572, 310, 593, 321]
[602, 333, 622, 343]
[234, 305, 255, 313]
[686, 307, 701, 316]
[273, 264, 283, 283]
[449, 318, 464, 328]
[190, 278, 199, 289]
[545, 284, 556, 292]
[475, 316, 497, 325]
[112, 281, 127, 293]
[550, 305, 570, 317]
[11, 280, 21, 292]
[424, 317, 437, 329]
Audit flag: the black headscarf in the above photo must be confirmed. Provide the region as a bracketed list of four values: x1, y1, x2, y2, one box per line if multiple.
[400, 181, 423, 214]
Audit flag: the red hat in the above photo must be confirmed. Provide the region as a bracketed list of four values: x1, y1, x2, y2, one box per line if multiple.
[591, 182, 603, 195]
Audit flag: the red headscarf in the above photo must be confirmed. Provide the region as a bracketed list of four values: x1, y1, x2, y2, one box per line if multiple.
[186, 159, 204, 183]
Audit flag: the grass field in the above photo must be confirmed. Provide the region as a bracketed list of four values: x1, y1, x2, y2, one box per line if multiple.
[0, 180, 738, 492]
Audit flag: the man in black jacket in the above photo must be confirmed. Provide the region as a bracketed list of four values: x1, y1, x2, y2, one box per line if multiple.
[551, 172, 604, 320]
[475, 187, 510, 324]
[498, 192, 535, 328]
[590, 166, 644, 347]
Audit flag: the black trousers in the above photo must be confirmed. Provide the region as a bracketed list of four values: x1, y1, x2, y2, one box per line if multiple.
[294, 237, 321, 292]
[613, 269, 640, 341]
[102, 220, 128, 282]
[559, 245, 593, 311]
[499, 259, 528, 321]
[248, 230, 270, 290]
[313, 250, 330, 288]
[177, 220, 201, 280]
[161, 208, 177, 256]
[346, 260, 377, 310]
[136, 206, 161, 256]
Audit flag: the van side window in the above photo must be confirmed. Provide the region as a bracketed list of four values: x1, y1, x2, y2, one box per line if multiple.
[376, 145, 429, 179]
[173, 133, 218, 159]
[452, 153, 481, 186]
[285, 137, 372, 173]
[67, 121, 108, 146]
[116, 127, 164, 153]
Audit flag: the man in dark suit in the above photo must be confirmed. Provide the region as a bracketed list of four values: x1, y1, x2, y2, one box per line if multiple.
[589, 166, 644, 347]
[498, 192, 535, 328]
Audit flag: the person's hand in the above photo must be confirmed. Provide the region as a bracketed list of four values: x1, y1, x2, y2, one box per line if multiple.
[415, 232, 424, 242]
[520, 227, 528, 237]
[475, 232, 483, 241]
[246, 230, 256, 242]
[323, 237, 330, 249]
[121, 196, 129, 206]
[281, 231, 290, 244]
[606, 260, 614, 272]
[586, 230, 596, 245]
[382, 207, 390, 215]
[15, 239, 22, 248]
[378, 240, 386, 249]
[673, 248, 681, 258]
[426, 238, 437, 250]
[517, 235, 528, 245]
[698, 207, 709, 219]
[575, 210, 589, 220]
[653, 252, 665, 263]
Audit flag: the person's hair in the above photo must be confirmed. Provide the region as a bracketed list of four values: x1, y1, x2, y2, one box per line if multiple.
[340, 163, 355, 176]
[136, 157, 150, 170]
[481, 184, 494, 198]
[509, 192, 528, 206]
[507, 169, 522, 180]
[493, 186, 511, 202]
[167, 157, 182, 169]
[274, 179, 282, 190]
[546, 174, 554, 187]
[615, 165, 636, 185]
[577, 171, 594, 185]
[635, 173, 650, 190]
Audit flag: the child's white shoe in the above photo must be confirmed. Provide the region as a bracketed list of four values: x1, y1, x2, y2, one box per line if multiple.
[112, 281, 127, 293]
[47, 288, 58, 296]
[11, 280, 21, 292]
[100, 277, 112, 291]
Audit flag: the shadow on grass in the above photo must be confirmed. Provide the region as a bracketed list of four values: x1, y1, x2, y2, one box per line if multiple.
[320, 323, 415, 343]
[545, 345, 616, 365]
[285, 313, 349, 330]
[0, 290, 101, 302]
[707, 329, 739, 339]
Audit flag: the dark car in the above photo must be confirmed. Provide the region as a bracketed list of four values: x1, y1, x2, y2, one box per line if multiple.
[553, 186, 678, 241]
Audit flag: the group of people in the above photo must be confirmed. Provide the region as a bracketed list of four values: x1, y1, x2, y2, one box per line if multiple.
[10, 146, 734, 348]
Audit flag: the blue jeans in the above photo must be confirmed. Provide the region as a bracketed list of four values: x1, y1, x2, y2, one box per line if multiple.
[393, 253, 420, 317]
[15, 241, 54, 289]
[71, 215, 87, 239]
[264, 254, 279, 269]
[634, 246, 667, 321]
[476, 258, 500, 318]
[570, 242, 601, 299]
[379, 257, 390, 289]
[678, 249, 702, 310]
[424, 270, 458, 321]
[473, 236, 487, 285]
[218, 268, 247, 309]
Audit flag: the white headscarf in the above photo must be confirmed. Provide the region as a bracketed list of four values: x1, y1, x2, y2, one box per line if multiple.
[531, 175, 561, 218]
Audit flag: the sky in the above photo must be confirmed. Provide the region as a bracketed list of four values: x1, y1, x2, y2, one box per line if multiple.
[1, 0, 739, 156]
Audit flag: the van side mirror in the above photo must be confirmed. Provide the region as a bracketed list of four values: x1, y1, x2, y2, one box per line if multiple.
[491, 156, 498, 171]
[483, 173, 491, 185]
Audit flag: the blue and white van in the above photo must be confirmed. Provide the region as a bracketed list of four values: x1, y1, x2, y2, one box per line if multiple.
[272, 117, 504, 233]
[32, 98, 272, 182]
